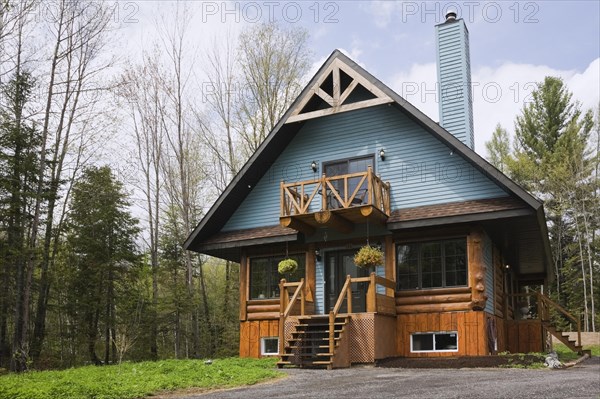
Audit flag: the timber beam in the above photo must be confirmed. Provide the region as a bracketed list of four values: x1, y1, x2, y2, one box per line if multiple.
[280, 216, 316, 235]
[314, 210, 354, 233]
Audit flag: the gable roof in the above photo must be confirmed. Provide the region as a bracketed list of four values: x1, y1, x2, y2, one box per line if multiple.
[184, 50, 544, 252]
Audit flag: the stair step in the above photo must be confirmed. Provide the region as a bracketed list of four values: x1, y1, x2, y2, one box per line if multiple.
[292, 330, 342, 335]
[297, 322, 346, 328]
[287, 344, 338, 350]
[288, 336, 342, 342]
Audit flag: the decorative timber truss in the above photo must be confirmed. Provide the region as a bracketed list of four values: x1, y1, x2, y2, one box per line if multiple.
[286, 58, 394, 124]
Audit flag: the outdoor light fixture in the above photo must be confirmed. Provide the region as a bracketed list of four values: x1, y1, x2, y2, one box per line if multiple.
[311, 160, 317, 172]
[450, 149, 455, 156]
[379, 148, 385, 161]
[315, 249, 321, 261]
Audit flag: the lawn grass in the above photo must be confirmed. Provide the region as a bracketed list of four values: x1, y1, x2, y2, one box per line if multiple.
[554, 343, 600, 362]
[0, 357, 281, 399]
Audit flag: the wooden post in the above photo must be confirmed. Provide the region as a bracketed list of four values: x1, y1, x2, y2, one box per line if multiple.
[367, 272, 377, 312]
[346, 279, 353, 314]
[385, 236, 395, 297]
[300, 278, 305, 316]
[279, 278, 286, 356]
[280, 181, 285, 217]
[367, 166, 373, 205]
[328, 311, 335, 355]
[321, 173, 327, 210]
[239, 252, 248, 321]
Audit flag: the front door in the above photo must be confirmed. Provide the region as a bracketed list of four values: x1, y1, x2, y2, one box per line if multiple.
[325, 250, 368, 313]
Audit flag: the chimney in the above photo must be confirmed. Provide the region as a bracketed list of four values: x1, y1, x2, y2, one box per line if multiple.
[435, 11, 474, 149]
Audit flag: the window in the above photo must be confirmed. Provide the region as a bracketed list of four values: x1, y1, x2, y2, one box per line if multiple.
[261, 337, 279, 355]
[411, 332, 458, 352]
[250, 255, 305, 300]
[324, 156, 374, 208]
[396, 239, 467, 290]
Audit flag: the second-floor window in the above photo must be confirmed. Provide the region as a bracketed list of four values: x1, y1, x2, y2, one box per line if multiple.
[250, 254, 305, 300]
[396, 239, 467, 290]
[324, 155, 374, 208]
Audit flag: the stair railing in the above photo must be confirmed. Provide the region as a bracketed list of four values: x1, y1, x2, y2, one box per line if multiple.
[536, 292, 582, 349]
[329, 275, 353, 355]
[278, 278, 305, 356]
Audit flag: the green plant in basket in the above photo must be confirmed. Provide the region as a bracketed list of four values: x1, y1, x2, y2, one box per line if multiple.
[278, 258, 298, 275]
[354, 245, 384, 268]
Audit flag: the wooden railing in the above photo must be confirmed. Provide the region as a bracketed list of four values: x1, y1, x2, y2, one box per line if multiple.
[327, 272, 396, 356]
[281, 166, 391, 217]
[278, 278, 305, 355]
[508, 292, 582, 349]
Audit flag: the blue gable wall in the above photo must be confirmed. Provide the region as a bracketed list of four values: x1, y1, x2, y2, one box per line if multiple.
[223, 104, 506, 231]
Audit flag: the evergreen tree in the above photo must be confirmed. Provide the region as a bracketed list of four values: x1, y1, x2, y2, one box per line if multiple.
[485, 124, 511, 172]
[64, 166, 140, 365]
[0, 71, 42, 370]
[486, 76, 597, 331]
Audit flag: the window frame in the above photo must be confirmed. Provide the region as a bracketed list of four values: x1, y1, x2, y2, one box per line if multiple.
[249, 254, 305, 300]
[260, 337, 279, 356]
[396, 238, 468, 291]
[322, 154, 376, 177]
[410, 331, 459, 353]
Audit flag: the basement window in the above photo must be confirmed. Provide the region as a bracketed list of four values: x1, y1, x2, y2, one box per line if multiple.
[261, 337, 279, 356]
[411, 332, 458, 353]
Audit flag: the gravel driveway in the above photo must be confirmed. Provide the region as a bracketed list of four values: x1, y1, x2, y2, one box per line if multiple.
[178, 357, 600, 399]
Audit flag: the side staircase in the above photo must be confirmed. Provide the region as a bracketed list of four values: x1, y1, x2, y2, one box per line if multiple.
[544, 324, 591, 356]
[277, 315, 350, 369]
[536, 293, 592, 356]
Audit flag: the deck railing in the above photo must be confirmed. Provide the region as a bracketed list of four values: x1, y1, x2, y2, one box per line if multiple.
[278, 278, 305, 355]
[508, 292, 582, 349]
[327, 272, 395, 356]
[280, 166, 391, 217]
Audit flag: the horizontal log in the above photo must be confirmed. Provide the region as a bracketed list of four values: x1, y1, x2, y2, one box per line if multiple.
[247, 304, 280, 313]
[376, 294, 396, 316]
[396, 302, 473, 314]
[395, 286, 471, 297]
[247, 312, 279, 320]
[246, 299, 279, 306]
[395, 293, 472, 306]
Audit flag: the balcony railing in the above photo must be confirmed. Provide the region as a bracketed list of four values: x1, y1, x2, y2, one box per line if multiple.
[280, 166, 391, 218]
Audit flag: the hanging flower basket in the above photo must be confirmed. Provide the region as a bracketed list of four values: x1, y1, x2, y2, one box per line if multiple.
[354, 245, 384, 268]
[278, 258, 298, 275]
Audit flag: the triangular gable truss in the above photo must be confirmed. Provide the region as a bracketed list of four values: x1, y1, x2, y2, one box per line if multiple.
[286, 58, 393, 123]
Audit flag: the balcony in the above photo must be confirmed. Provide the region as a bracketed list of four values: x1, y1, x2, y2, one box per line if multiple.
[279, 166, 391, 235]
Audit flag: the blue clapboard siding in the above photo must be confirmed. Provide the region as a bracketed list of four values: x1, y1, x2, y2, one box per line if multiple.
[315, 257, 325, 314]
[483, 232, 494, 315]
[436, 19, 474, 149]
[223, 105, 506, 231]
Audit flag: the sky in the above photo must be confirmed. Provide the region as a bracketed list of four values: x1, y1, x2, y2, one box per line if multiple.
[119, 0, 600, 155]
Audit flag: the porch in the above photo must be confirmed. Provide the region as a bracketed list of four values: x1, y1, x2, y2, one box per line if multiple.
[504, 292, 589, 355]
[277, 273, 396, 369]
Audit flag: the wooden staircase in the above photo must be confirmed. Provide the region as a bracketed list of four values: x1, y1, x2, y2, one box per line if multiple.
[277, 315, 349, 369]
[537, 293, 591, 356]
[544, 324, 591, 356]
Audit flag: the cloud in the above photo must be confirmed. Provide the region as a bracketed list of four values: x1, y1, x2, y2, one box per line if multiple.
[389, 58, 600, 155]
[363, 1, 400, 28]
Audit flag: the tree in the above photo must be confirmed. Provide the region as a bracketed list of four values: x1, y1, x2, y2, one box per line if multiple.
[485, 124, 510, 172]
[487, 76, 597, 331]
[64, 166, 139, 365]
[0, 71, 41, 371]
[236, 21, 311, 157]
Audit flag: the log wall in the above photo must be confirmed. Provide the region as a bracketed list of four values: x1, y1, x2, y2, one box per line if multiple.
[239, 320, 279, 358]
[396, 311, 488, 357]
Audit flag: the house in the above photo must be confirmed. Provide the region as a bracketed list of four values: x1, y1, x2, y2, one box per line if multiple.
[184, 12, 587, 368]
